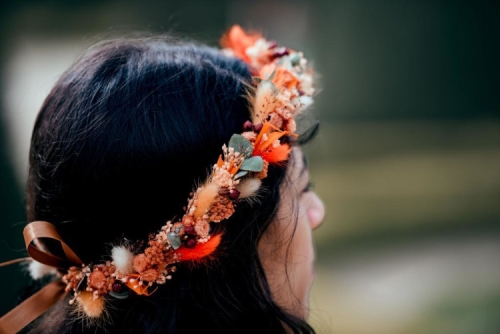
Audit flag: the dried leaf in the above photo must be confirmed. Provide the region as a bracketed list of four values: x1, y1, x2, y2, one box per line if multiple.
[167, 232, 182, 250]
[240, 156, 264, 172]
[228, 134, 253, 157]
[290, 53, 301, 66]
[234, 170, 249, 179]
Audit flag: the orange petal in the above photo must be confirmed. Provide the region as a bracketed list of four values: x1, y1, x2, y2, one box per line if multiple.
[124, 275, 157, 296]
[253, 122, 273, 148]
[228, 160, 242, 175]
[175, 234, 222, 262]
[254, 130, 287, 155]
[273, 66, 300, 90]
[220, 25, 261, 64]
[260, 143, 291, 164]
[253, 122, 288, 160]
[217, 154, 224, 168]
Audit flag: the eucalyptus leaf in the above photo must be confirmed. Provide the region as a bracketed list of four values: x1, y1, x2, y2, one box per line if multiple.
[167, 232, 182, 250]
[240, 156, 264, 172]
[109, 290, 130, 300]
[290, 53, 301, 66]
[228, 134, 252, 157]
[234, 170, 248, 179]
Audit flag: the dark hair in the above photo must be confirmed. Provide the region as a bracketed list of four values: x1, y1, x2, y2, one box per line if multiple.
[25, 37, 315, 333]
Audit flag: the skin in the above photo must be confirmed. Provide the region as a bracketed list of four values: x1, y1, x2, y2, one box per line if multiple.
[259, 148, 325, 319]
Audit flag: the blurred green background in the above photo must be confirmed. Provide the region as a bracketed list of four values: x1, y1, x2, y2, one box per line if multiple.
[1, 1, 499, 333]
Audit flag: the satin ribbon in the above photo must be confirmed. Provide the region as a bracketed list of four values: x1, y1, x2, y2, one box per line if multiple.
[23, 221, 82, 268]
[0, 221, 82, 334]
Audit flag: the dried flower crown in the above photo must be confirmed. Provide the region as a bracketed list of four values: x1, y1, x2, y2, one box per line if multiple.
[0, 25, 315, 329]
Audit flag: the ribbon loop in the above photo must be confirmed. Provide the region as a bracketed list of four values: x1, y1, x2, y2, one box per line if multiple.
[0, 221, 81, 334]
[23, 221, 82, 269]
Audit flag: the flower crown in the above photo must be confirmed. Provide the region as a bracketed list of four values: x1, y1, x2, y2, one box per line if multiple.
[0, 25, 315, 331]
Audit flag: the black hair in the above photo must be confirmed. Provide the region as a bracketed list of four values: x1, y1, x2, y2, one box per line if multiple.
[25, 37, 315, 333]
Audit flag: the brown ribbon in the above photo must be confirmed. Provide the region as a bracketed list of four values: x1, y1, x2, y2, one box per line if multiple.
[23, 221, 82, 268]
[0, 221, 83, 334]
[0, 257, 31, 268]
[0, 281, 66, 334]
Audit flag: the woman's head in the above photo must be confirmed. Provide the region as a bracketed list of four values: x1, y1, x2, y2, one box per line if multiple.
[27, 39, 254, 262]
[22, 29, 322, 333]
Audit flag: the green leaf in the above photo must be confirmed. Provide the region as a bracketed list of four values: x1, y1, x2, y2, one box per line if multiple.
[234, 170, 248, 179]
[240, 156, 264, 172]
[290, 53, 301, 66]
[228, 134, 253, 157]
[109, 290, 130, 299]
[167, 232, 182, 250]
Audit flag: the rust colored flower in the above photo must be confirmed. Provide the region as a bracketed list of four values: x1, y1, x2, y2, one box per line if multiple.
[133, 254, 148, 273]
[89, 270, 107, 290]
[207, 195, 235, 222]
[194, 218, 210, 238]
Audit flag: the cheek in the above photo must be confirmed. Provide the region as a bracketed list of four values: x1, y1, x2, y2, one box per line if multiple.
[293, 205, 315, 265]
[286, 208, 316, 316]
[292, 201, 317, 267]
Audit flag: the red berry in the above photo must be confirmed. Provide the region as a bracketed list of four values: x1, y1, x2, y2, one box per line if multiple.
[243, 120, 254, 132]
[229, 189, 240, 200]
[186, 238, 197, 248]
[112, 282, 124, 293]
[218, 187, 230, 196]
[184, 226, 196, 235]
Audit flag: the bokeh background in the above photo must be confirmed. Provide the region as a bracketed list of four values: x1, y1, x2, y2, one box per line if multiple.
[1, 1, 499, 333]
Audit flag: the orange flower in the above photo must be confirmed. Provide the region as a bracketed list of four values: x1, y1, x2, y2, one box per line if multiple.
[88, 270, 107, 290]
[252, 122, 291, 164]
[259, 64, 300, 90]
[220, 25, 261, 64]
[273, 66, 300, 90]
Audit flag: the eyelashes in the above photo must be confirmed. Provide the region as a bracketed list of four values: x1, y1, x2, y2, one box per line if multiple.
[302, 181, 314, 194]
